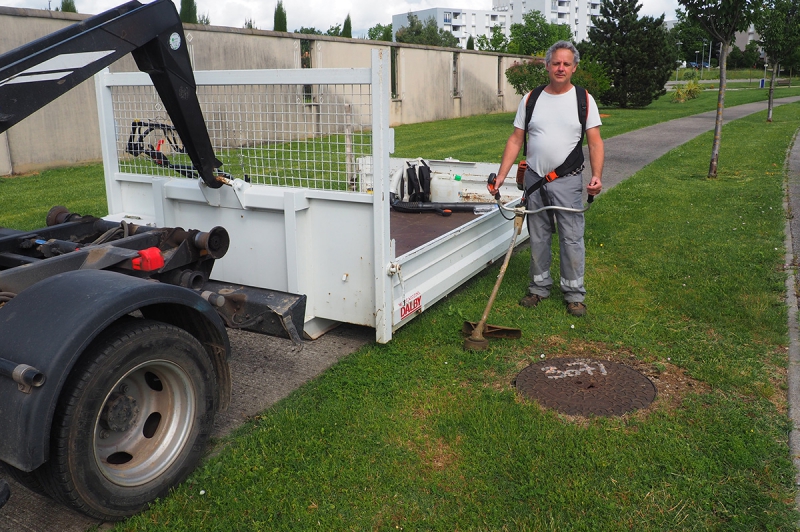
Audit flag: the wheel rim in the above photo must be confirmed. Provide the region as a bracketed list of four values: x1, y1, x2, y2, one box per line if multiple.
[93, 359, 196, 487]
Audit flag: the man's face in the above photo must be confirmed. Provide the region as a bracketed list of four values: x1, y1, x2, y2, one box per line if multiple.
[546, 48, 577, 85]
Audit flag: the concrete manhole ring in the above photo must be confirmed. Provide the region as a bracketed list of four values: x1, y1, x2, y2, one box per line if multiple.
[515, 357, 657, 416]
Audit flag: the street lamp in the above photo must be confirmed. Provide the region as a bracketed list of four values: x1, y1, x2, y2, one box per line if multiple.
[675, 41, 682, 82]
[695, 50, 699, 70]
[701, 40, 707, 79]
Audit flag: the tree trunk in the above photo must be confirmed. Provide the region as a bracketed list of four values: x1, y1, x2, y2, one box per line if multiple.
[708, 41, 729, 179]
[767, 62, 778, 122]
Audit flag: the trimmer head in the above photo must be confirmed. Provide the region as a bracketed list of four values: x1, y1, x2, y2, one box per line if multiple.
[463, 335, 490, 351]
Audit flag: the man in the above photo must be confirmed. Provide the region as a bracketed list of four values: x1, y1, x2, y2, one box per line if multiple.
[488, 40, 604, 317]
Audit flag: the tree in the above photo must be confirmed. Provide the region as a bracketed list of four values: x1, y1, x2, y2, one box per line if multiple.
[326, 24, 342, 37]
[342, 14, 352, 38]
[508, 11, 570, 55]
[295, 27, 323, 35]
[59, 0, 77, 12]
[273, 0, 287, 32]
[586, 0, 676, 108]
[466, 35, 475, 50]
[726, 45, 744, 67]
[670, 9, 712, 65]
[476, 25, 509, 52]
[743, 40, 763, 68]
[571, 56, 612, 99]
[179, 0, 197, 24]
[755, 0, 800, 120]
[244, 18, 257, 29]
[366, 23, 393, 42]
[395, 13, 459, 48]
[197, 12, 210, 25]
[679, 0, 762, 177]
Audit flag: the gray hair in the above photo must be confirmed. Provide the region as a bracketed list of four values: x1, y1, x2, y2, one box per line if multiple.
[545, 40, 580, 66]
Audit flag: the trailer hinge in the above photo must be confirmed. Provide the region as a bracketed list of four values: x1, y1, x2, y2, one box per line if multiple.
[387, 262, 401, 276]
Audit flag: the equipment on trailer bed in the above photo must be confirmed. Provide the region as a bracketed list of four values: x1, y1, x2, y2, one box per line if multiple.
[0, 0, 304, 520]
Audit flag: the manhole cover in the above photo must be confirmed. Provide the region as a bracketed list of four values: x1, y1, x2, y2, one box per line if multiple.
[515, 358, 656, 416]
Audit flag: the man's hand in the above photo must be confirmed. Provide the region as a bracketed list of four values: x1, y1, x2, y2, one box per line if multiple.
[488, 174, 506, 195]
[587, 175, 602, 196]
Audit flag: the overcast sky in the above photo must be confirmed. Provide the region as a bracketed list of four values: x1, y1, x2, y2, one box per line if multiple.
[4, 0, 681, 36]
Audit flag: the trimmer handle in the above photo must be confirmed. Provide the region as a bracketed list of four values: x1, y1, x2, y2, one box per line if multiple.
[588, 194, 595, 204]
[487, 173, 501, 201]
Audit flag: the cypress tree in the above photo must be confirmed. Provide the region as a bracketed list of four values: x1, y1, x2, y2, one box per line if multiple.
[342, 14, 352, 38]
[179, 0, 197, 24]
[274, 0, 288, 32]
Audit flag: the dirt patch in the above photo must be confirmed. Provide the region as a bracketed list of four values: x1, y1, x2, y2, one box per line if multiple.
[398, 434, 460, 473]
[1, 172, 39, 179]
[501, 339, 710, 423]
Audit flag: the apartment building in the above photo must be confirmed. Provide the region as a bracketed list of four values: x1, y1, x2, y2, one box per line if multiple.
[392, 0, 602, 48]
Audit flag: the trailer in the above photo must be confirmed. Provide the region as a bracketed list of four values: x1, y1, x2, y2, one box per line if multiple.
[94, 54, 527, 345]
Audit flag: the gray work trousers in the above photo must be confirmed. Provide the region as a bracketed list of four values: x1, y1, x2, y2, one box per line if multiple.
[524, 169, 586, 303]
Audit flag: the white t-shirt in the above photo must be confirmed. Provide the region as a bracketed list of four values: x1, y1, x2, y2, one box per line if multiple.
[512, 86, 602, 177]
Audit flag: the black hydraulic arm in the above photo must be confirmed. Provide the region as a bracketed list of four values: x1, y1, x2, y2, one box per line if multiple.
[0, 0, 223, 188]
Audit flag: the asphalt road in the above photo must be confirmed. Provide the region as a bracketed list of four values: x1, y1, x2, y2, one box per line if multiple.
[2, 95, 799, 532]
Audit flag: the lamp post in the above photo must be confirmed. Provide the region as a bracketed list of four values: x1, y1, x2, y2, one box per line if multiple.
[701, 40, 707, 79]
[708, 42, 713, 72]
[695, 50, 699, 71]
[676, 41, 682, 82]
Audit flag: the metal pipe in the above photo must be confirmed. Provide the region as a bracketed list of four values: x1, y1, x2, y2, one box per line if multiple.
[0, 357, 45, 390]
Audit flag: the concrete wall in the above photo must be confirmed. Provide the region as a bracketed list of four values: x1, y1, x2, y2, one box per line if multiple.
[0, 6, 527, 175]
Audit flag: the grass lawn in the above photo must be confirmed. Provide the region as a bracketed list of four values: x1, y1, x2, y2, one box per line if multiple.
[2, 90, 799, 530]
[112, 103, 800, 528]
[393, 86, 800, 162]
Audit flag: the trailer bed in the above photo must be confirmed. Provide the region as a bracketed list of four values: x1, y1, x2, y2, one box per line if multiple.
[390, 211, 478, 257]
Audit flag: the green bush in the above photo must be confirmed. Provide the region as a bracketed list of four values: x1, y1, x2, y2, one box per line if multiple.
[682, 69, 699, 81]
[505, 60, 548, 95]
[571, 57, 611, 99]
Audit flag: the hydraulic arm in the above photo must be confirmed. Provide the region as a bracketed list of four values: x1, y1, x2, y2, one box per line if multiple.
[0, 0, 223, 188]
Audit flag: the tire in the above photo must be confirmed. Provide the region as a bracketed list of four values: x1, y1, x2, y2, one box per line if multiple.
[35, 318, 218, 521]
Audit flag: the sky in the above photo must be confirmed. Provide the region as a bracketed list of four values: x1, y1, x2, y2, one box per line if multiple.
[3, 0, 681, 36]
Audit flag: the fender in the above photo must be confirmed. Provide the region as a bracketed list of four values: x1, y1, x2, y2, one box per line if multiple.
[0, 269, 231, 472]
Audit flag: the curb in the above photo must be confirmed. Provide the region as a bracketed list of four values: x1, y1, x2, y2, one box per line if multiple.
[785, 126, 800, 517]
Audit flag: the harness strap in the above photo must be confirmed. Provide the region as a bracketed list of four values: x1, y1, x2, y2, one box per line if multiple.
[521, 85, 590, 201]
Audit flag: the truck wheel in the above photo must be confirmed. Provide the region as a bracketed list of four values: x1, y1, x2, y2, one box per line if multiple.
[36, 318, 218, 520]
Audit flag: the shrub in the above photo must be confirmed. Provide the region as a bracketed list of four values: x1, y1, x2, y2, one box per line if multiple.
[505, 60, 548, 95]
[672, 80, 702, 103]
[571, 57, 611, 100]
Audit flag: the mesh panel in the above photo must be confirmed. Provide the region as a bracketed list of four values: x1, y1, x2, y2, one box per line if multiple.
[111, 83, 373, 191]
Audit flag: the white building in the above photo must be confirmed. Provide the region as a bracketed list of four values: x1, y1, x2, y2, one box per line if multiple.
[392, 0, 602, 48]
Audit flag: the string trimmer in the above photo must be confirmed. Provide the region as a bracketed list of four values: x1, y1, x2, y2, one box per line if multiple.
[462, 173, 594, 351]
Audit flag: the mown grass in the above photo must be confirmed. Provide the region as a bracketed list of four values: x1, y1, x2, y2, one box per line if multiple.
[108, 102, 800, 529]
[1, 88, 798, 531]
[0, 164, 106, 230]
[393, 86, 800, 163]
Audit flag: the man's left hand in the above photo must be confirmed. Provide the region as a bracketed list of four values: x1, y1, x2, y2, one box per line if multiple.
[587, 176, 602, 196]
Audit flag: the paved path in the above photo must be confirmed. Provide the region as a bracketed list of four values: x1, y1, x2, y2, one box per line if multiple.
[2, 96, 799, 532]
